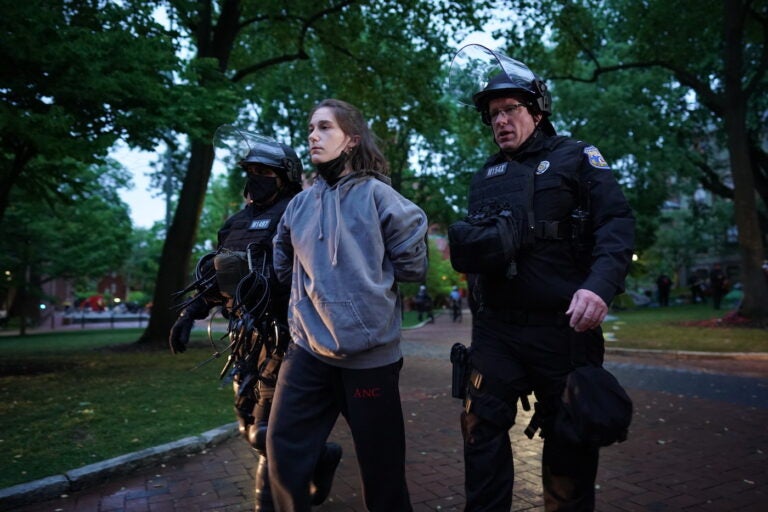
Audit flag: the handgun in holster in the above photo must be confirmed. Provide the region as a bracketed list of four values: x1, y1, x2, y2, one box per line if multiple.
[450, 343, 470, 399]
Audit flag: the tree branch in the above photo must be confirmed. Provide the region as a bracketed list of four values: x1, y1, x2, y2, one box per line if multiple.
[689, 156, 733, 199]
[231, 0, 357, 82]
[550, 60, 726, 116]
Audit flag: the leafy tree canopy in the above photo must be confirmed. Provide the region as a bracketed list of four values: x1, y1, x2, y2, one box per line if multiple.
[0, 161, 133, 290]
[0, 0, 188, 222]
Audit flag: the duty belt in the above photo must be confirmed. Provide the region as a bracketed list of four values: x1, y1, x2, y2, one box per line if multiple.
[480, 308, 568, 326]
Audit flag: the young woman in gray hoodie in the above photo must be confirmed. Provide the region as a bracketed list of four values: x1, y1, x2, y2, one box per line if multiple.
[266, 99, 428, 511]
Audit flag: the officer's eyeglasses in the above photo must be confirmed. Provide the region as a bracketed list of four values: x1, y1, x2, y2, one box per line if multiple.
[488, 103, 527, 124]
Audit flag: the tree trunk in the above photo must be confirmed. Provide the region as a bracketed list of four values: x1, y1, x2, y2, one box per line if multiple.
[136, 0, 241, 347]
[138, 141, 215, 345]
[722, 1, 768, 321]
[725, 129, 768, 320]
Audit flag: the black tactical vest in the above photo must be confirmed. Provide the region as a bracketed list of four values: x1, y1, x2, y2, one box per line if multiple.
[469, 135, 588, 246]
[214, 196, 292, 300]
[469, 135, 593, 312]
[219, 196, 291, 252]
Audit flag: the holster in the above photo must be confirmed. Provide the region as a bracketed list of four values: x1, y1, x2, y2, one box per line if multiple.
[450, 343, 470, 399]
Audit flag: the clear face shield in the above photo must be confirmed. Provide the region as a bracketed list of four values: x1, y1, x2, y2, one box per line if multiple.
[448, 44, 537, 108]
[212, 125, 285, 175]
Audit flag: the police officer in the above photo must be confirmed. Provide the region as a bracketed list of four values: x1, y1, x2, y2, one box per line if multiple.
[449, 47, 635, 511]
[168, 135, 341, 511]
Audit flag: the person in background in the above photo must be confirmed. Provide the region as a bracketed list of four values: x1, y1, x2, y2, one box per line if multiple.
[656, 273, 672, 307]
[415, 284, 435, 324]
[449, 285, 463, 322]
[709, 263, 727, 310]
[268, 98, 428, 512]
[688, 273, 705, 304]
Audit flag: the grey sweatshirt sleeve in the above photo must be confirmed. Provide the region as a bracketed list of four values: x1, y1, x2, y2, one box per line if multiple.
[378, 186, 429, 283]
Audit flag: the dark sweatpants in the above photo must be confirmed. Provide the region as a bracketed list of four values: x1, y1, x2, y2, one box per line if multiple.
[266, 344, 412, 512]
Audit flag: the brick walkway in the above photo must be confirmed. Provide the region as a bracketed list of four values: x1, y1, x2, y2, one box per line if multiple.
[6, 312, 768, 511]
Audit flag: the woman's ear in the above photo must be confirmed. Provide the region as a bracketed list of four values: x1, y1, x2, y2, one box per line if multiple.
[347, 135, 361, 149]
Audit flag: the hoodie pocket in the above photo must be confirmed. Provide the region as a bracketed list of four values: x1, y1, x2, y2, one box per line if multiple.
[294, 296, 373, 357]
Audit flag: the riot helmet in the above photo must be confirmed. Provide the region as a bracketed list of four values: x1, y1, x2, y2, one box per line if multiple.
[238, 141, 303, 186]
[449, 44, 555, 134]
[213, 125, 303, 188]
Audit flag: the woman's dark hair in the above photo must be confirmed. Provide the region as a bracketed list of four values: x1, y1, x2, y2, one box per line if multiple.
[309, 99, 389, 175]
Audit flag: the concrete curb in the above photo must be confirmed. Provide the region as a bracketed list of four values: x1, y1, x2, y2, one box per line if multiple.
[0, 423, 238, 510]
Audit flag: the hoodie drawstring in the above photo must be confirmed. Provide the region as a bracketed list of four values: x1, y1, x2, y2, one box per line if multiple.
[316, 185, 343, 267]
[332, 190, 342, 266]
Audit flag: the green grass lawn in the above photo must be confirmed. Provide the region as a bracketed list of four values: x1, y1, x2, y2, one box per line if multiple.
[0, 305, 765, 489]
[604, 304, 768, 352]
[0, 329, 233, 489]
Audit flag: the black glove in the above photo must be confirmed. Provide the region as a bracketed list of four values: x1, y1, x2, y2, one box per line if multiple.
[169, 299, 210, 354]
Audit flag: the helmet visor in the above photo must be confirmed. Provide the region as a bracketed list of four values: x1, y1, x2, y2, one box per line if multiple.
[448, 44, 536, 107]
[213, 125, 285, 168]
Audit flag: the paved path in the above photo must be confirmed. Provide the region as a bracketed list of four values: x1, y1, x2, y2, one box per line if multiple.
[5, 313, 768, 511]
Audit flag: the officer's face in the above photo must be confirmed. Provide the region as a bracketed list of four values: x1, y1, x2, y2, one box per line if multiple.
[307, 107, 354, 165]
[488, 96, 541, 153]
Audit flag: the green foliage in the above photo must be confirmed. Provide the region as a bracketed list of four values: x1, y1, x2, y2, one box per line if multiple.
[0, 0, 181, 222]
[119, 225, 168, 300]
[644, 198, 735, 276]
[195, 172, 246, 256]
[0, 162, 133, 295]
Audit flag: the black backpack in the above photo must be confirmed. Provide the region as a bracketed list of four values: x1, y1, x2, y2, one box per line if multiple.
[553, 366, 633, 448]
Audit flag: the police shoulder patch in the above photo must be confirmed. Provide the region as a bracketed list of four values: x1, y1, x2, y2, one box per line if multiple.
[583, 145, 610, 170]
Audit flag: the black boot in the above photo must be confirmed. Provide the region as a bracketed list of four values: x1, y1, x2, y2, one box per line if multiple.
[253, 452, 275, 512]
[310, 442, 342, 505]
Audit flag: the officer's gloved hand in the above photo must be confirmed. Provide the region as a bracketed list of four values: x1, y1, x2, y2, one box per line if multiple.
[169, 299, 210, 354]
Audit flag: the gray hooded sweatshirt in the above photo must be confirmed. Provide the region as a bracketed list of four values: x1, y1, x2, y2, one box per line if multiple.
[273, 171, 428, 369]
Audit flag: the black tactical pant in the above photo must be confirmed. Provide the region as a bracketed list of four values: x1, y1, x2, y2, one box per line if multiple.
[267, 344, 412, 512]
[461, 311, 603, 511]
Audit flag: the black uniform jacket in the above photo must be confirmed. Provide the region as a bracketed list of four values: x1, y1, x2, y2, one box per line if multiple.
[468, 130, 635, 314]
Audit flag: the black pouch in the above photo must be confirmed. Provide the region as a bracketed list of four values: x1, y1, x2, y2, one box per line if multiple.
[447, 214, 520, 274]
[214, 250, 250, 298]
[553, 366, 633, 448]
